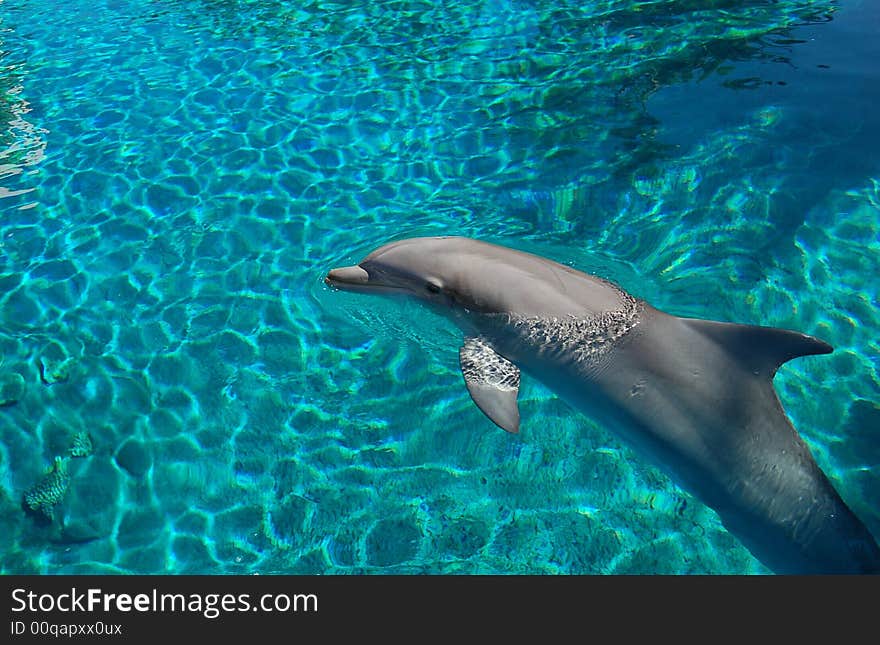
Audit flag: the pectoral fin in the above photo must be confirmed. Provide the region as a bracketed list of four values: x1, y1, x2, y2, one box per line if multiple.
[459, 337, 521, 434]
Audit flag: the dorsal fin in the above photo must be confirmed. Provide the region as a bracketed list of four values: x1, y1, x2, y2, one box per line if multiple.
[681, 318, 833, 377]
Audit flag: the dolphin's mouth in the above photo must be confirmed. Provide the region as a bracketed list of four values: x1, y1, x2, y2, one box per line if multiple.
[325, 265, 406, 295]
[325, 265, 370, 288]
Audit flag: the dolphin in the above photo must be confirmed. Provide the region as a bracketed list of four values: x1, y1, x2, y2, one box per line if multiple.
[325, 236, 880, 574]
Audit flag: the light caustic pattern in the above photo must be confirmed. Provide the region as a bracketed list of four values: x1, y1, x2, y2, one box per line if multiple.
[1, 0, 876, 574]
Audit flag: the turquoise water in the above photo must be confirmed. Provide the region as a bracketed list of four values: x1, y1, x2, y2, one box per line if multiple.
[1, 0, 878, 574]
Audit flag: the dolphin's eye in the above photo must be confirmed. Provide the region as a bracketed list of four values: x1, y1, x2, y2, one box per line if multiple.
[425, 282, 442, 294]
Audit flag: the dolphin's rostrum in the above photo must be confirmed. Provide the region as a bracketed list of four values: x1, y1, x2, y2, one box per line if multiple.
[325, 236, 880, 574]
